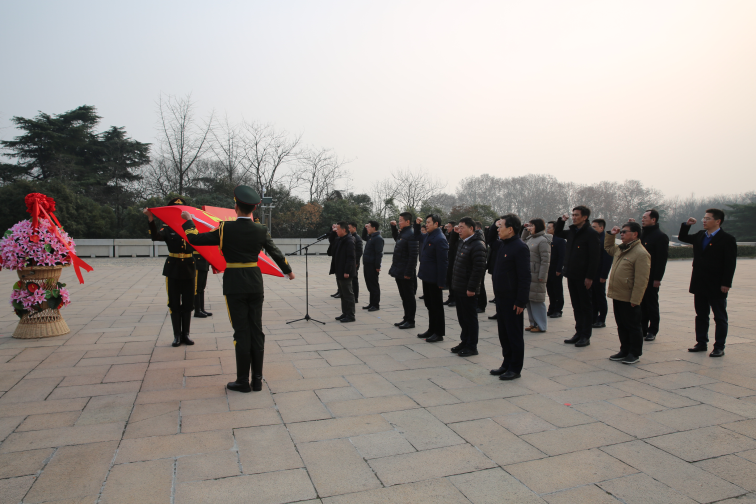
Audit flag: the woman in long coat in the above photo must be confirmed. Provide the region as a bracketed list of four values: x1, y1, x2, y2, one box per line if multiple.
[522, 219, 552, 332]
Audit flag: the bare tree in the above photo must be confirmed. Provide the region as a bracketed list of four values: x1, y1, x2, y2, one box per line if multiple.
[296, 147, 348, 203]
[151, 93, 214, 196]
[209, 114, 245, 189]
[391, 169, 446, 211]
[239, 121, 301, 197]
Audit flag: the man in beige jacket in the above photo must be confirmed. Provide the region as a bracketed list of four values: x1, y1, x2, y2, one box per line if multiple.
[604, 221, 651, 364]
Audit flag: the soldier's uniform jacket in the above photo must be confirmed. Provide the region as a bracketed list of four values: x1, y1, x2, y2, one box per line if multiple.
[149, 220, 196, 280]
[193, 251, 210, 272]
[182, 218, 292, 295]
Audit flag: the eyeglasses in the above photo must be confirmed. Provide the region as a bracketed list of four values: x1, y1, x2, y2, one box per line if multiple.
[619, 230, 629, 235]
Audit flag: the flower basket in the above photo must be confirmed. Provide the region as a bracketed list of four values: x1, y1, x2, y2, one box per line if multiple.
[1, 193, 92, 339]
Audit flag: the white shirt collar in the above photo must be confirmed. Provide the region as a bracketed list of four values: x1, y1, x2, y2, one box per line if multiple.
[237, 216, 252, 220]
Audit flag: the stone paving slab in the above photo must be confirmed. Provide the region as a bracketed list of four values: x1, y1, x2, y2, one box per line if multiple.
[0, 257, 755, 503]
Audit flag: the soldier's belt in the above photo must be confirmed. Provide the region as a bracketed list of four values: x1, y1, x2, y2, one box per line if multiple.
[192, 251, 200, 255]
[225, 262, 258, 268]
[168, 253, 193, 259]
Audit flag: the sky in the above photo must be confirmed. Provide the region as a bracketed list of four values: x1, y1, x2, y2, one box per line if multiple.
[1, 0, 755, 199]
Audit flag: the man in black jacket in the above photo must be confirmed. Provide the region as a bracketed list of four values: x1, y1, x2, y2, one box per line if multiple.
[450, 218, 488, 356]
[546, 221, 566, 318]
[590, 219, 613, 328]
[489, 214, 531, 380]
[418, 214, 449, 342]
[327, 226, 341, 298]
[639, 209, 669, 341]
[349, 222, 363, 305]
[330, 222, 357, 323]
[444, 222, 460, 307]
[554, 206, 601, 347]
[474, 222, 488, 313]
[678, 209, 737, 357]
[486, 220, 501, 320]
[389, 213, 419, 328]
[361, 221, 384, 311]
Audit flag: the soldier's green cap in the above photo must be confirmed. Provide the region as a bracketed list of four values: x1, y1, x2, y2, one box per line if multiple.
[234, 185, 261, 206]
[167, 197, 186, 206]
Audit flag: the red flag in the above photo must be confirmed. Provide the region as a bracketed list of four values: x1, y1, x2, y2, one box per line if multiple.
[148, 205, 284, 277]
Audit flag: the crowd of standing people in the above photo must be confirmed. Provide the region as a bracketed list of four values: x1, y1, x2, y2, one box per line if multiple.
[325, 205, 739, 382]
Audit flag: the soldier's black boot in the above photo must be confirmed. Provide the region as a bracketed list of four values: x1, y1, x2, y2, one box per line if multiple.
[228, 340, 251, 393]
[193, 296, 207, 318]
[170, 313, 181, 347]
[200, 292, 212, 317]
[180, 312, 195, 345]
[251, 350, 264, 392]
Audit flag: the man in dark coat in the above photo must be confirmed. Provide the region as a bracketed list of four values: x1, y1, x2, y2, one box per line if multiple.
[450, 217, 488, 356]
[485, 220, 501, 320]
[144, 196, 196, 347]
[678, 209, 737, 357]
[590, 219, 613, 328]
[554, 206, 601, 347]
[361, 221, 384, 310]
[474, 221, 488, 313]
[349, 222, 363, 305]
[444, 222, 460, 307]
[639, 209, 669, 341]
[417, 214, 449, 342]
[327, 226, 341, 298]
[546, 221, 566, 318]
[488, 214, 531, 381]
[330, 222, 357, 323]
[180, 186, 294, 393]
[389, 213, 419, 328]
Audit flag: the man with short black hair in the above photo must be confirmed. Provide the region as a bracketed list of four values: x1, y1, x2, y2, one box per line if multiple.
[546, 221, 566, 318]
[590, 218, 613, 328]
[389, 212, 419, 326]
[474, 221, 488, 313]
[605, 222, 651, 364]
[362, 221, 384, 310]
[639, 209, 669, 341]
[444, 221, 460, 307]
[554, 206, 601, 347]
[330, 222, 356, 322]
[489, 214, 531, 380]
[450, 217, 487, 356]
[348, 222, 363, 304]
[417, 214, 449, 342]
[679, 209, 737, 357]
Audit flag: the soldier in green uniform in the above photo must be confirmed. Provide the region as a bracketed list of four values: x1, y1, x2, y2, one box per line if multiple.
[180, 186, 295, 393]
[193, 251, 213, 318]
[143, 197, 196, 348]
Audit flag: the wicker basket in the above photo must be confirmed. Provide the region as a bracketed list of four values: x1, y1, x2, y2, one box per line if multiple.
[13, 265, 70, 339]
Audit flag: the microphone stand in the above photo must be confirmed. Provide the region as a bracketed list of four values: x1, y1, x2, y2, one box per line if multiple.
[286, 235, 328, 325]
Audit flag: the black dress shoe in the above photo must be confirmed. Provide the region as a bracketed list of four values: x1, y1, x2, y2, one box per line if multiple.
[450, 344, 463, 353]
[172, 336, 180, 347]
[340, 317, 356, 323]
[644, 333, 657, 341]
[499, 371, 521, 380]
[331, 291, 340, 298]
[443, 300, 451, 305]
[490, 363, 507, 375]
[592, 321, 606, 328]
[194, 311, 208, 318]
[490, 299, 496, 304]
[575, 337, 591, 347]
[710, 348, 725, 357]
[447, 302, 456, 307]
[398, 321, 415, 329]
[227, 381, 252, 393]
[458, 348, 479, 357]
[564, 334, 580, 344]
[549, 311, 562, 318]
[335, 315, 345, 321]
[609, 351, 628, 361]
[476, 308, 485, 314]
[333, 293, 341, 299]
[488, 313, 498, 320]
[688, 344, 707, 352]
[251, 376, 263, 392]
[417, 330, 432, 339]
[425, 334, 444, 343]
[368, 306, 379, 312]
[362, 305, 373, 310]
[418, 295, 425, 300]
[394, 320, 405, 326]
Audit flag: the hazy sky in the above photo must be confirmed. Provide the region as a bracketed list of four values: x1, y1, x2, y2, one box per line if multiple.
[2, 0, 755, 199]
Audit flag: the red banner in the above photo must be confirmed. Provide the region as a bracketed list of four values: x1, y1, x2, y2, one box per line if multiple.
[148, 205, 284, 277]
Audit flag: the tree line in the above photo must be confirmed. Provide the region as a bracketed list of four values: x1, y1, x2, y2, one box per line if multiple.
[1, 98, 754, 241]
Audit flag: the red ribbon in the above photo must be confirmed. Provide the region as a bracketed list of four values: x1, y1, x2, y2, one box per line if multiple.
[24, 193, 93, 284]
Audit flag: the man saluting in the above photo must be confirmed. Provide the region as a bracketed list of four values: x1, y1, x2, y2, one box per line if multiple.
[180, 186, 295, 393]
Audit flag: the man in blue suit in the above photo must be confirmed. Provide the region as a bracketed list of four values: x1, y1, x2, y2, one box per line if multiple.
[417, 214, 449, 342]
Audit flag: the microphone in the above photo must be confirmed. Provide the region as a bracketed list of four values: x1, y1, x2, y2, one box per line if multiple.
[316, 234, 328, 240]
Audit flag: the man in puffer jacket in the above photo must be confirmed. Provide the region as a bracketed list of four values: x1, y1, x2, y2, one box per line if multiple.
[450, 217, 488, 356]
[389, 212, 419, 329]
[604, 221, 651, 364]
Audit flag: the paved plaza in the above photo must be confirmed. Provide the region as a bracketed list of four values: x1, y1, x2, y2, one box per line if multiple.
[0, 256, 755, 504]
